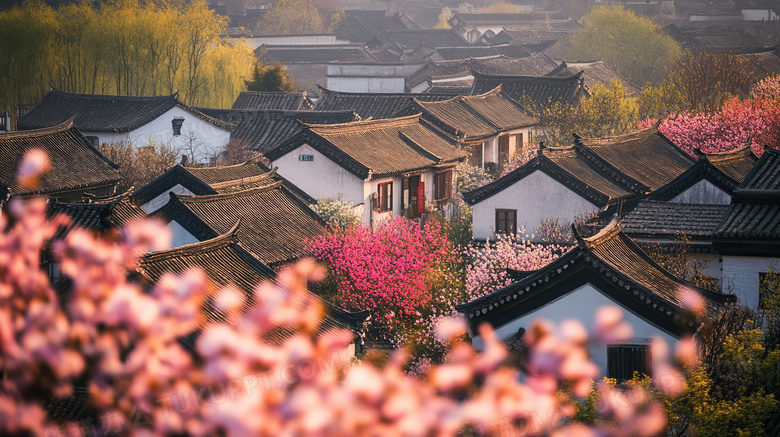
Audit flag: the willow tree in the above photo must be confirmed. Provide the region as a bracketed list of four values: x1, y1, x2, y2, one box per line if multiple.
[0, 0, 254, 114]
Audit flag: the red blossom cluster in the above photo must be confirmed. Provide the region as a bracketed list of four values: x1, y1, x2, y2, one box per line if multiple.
[306, 217, 458, 330]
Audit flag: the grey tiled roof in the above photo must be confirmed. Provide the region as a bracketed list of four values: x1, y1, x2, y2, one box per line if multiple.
[714, 147, 780, 246]
[158, 182, 326, 267]
[369, 29, 471, 49]
[575, 128, 695, 191]
[406, 86, 535, 141]
[0, 121, 121, 199]
[470, 70, 587, 108]
[258, 45, 380, 64]
[195, 107, 359, 153]
[231, 91, 313, 110]
[134, 160, 316, 207]
[18, 88, 232, 132]
[622, 200, 729, 239]
[46, 190, 146, 241]
[267, 114, 466, 179]
[313, 86, 455, 119]
[469, 53, 559, 76]
[546, 60, 641, 95]
[463, 145, 642, 207]
[137, 226, 368, 346]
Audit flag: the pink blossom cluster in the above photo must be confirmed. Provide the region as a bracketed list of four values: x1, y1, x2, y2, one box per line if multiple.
[0, 150, 698, 437]
[464, 234, 569, 300]
[499, 145, 539, 178]
[307, 217, 458, 331]
[659, 96, 780, 156]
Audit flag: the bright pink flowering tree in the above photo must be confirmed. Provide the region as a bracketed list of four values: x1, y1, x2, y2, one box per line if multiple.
[659, 96, 780, 156]
[307, 217, 460, 337]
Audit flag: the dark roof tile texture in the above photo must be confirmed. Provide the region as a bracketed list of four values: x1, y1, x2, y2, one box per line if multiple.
[470, 70, 586, 108]
[715, 148, 780, 242]
[17, 88, 231, 133]
[457, 220, 734, 335]
[469, 53, 559, 76]
[704, 144, 758, 184]
[0, 121, 121, 197]
[163, 182, 326, 267]
[546, 60, 640, 95]
[410, 87, 534, 140]
[431, 44, 530, 61]
[622, 200, 728, 239]
[314, 87, 455, 119]
[296, 115, 466, 178]
[576, 128, 695, 191]
[258, 45, 379, 63]
[47, 191, 146, 241]
[371, 29, 471, 49]
[196, 108, 359, 153]
[231, 91, 313, 110]
[463, 146, 641, 207]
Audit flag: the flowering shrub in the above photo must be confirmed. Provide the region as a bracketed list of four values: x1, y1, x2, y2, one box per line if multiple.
[310, 198, 361, 230]
[499, 144, 538, 178]
[455, 162, 495, 193]
[307, 217, 460, 336]
[463, 234, 569, 300]
[0, 149, 707, 437]
[659, 96, 780, 156]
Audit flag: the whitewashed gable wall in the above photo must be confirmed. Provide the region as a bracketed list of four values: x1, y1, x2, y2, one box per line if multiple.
[471, 284, 679, 377]
[471, 170, 599, 241]
[141, 184, 196, 214]
[670, 180, 731, 205]
[85, 106, 231, 163]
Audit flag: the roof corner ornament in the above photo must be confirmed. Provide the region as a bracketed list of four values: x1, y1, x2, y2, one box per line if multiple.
[571, 223, 585, 248]
[693, 147, 705, 160]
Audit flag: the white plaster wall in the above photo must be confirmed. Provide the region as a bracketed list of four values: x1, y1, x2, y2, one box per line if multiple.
[471, 284, 679, 377]
[168, 220, 200, 249]
[236, 35, 351, 50]
[272, 143, 365, 207]
[327, 76, 407, 94]
[670, 180, 731, 205]
[141, 183, 195, 214]
[722, 256, 780, 308]
[471, 170, 599, 241]
[86, 106, 231, 163]
[689, 253, 722, 279]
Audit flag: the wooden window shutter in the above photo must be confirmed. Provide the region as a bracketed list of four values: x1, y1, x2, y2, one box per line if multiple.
[446, 170, 452, 199]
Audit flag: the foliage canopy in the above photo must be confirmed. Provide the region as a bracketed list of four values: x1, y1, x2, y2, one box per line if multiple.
[566, 5, 681, 86]
[0, 0, 255, 113]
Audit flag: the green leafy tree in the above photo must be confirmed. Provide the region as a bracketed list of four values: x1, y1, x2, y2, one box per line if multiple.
[244, 60, 297, 92]
[566, 5, 681, 86]
[519, 79, 639, 146]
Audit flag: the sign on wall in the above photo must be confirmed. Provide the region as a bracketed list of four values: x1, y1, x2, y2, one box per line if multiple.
[298, 154, 314, 162]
